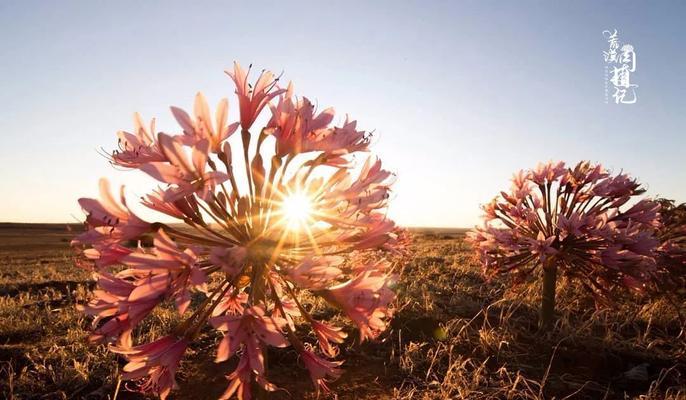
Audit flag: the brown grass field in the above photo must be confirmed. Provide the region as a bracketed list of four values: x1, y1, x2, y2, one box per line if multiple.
[0, 223, 684, 399]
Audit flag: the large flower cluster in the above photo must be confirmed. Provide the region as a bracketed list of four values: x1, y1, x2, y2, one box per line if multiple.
[73, 63, 402, 399]
[468, 161, 661, 299]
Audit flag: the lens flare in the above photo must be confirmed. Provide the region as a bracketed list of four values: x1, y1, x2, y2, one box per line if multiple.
[281, 192, 313, 228]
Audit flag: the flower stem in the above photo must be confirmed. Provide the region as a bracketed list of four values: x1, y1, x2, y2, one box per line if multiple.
[539, 259, 557, 331]
[241, 129, 254, 201]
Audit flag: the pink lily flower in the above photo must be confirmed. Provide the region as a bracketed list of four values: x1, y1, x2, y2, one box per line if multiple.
[121, 229, 206, 314]
[286, 256, 344, 290]
[219, 351, 277, 400]
[321, 270, 395, 341]
[79, 272, 160, 347]
[556, 212, 591, 239]
[309, 159, 392, 230]
[141, 186, 204, 224]
[592, 173, 641, 197]
[268, 83, 371, 159]
[111, 112, 166, 168]
[171, 92, 239, 153]
[74, 178, 150, 246]
[212, 291, 249, 317]
[338, 214, 397, 251]
[300, 347, 343, 393]
[562, 161, 608, 187]
[111, 336, 187, 400]
[226, 62, 285, 130]
[526, 232, 557, 262]
[530, 160, 566, 185]
[83, 243, 132, 270]
[306, 119, 370, 162]
[616, 199, 661, 227]
[140, 133, 229, 202]
[210, 306, 289, 373]
[267, 83, 334, 156]
[311, 320, 347, 357]
[219, 353, 252, 400]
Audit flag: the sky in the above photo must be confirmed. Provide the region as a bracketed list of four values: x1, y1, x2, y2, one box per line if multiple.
[1, 1, 684, 227]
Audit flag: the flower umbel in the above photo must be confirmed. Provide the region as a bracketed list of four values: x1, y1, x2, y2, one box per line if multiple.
[73, 63, 401, 399]
[653, 199, 686, 293]
[468, 161, 660, 329]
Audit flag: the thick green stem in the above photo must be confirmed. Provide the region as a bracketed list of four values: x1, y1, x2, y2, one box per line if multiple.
[539, 260, 557, 331]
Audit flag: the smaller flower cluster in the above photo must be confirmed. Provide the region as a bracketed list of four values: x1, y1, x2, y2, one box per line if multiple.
[653, 199, 686, 292]
[468, 161, 661, 299]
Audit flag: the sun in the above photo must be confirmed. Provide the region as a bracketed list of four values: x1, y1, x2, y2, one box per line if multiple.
[280, 192, 313, 228]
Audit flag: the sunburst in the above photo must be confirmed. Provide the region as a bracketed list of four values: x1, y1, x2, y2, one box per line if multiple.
[280, 192, 313, 229]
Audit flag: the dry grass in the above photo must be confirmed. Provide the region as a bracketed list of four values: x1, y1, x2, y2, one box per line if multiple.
[1, 224, 684, 399]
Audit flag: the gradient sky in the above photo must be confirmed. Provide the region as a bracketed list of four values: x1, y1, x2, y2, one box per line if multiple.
[1, 1, 684, 227]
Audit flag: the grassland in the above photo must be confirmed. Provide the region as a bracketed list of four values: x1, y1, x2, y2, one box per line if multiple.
[0, 224, 684, 399]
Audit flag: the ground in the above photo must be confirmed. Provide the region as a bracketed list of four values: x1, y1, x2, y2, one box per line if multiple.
[0, 224, 684, 399]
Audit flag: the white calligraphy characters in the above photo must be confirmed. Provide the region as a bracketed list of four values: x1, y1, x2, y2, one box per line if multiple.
[603, 29, 637, 104]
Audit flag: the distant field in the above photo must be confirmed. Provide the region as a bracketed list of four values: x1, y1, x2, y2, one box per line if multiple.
[0, 224, 684, 399]
[0, 223, 80, 251]
[408, 227, 468, 237]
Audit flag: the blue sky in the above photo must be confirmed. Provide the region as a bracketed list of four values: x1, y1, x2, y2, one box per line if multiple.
[1, 1, 684, 227]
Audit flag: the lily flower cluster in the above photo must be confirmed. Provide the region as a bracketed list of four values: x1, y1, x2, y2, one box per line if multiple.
[653, 199, 686, 292]
[72, 63, 402, 399]
[468, 161, 661, 300]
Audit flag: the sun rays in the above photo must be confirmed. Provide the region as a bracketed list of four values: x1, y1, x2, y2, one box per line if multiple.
[280, 192, 313, 229]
